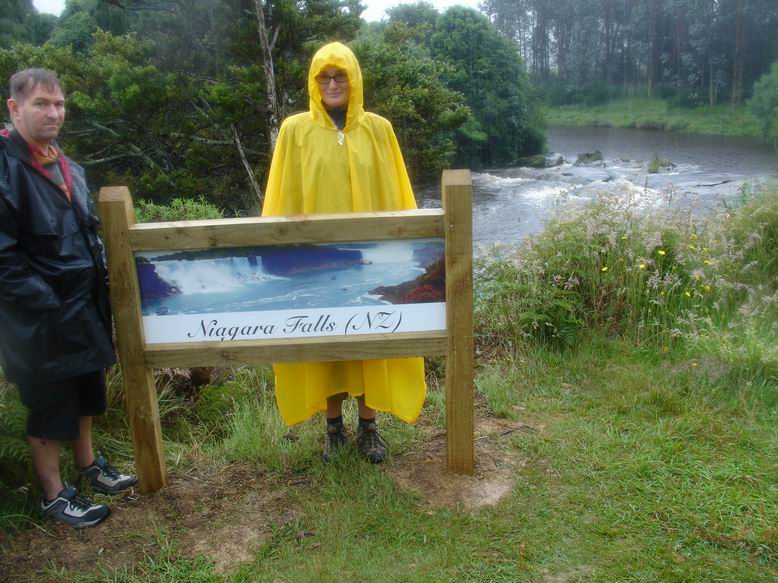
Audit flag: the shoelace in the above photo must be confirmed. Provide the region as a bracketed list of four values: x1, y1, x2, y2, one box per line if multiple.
[97, 460, 121, 480]
[359, 425, 387, 450]
[68, 492, 95, 511]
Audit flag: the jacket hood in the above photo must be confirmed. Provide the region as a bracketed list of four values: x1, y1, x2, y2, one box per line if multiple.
[308, 42, 365, 130]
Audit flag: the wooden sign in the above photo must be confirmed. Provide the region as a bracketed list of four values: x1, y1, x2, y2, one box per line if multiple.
[99, 170, 474, 492]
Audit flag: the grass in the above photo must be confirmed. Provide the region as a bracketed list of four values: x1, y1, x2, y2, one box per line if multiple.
[14, 336, 776, 582]
[544, 97, 763, 137]
[2, 184, 777, 581]
[648, 154, 672, 174]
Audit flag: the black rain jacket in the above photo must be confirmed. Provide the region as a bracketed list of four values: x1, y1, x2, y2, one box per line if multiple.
[0, 130, 115, 384]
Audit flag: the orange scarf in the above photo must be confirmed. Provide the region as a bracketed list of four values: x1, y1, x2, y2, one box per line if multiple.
[29, 144, 72, 201]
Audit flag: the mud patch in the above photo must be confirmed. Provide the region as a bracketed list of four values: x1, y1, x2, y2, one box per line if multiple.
[390, 414, 535, 511]
[0, 463, 307, 580]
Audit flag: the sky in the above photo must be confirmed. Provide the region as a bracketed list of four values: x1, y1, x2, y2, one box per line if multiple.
[33, 0, 484, 21]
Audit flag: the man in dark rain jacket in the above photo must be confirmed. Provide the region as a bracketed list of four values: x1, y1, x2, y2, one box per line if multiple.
[1, 69, 136, 528]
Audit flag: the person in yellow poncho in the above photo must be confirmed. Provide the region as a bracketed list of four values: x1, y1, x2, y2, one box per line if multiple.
[262, 42, 426, 464]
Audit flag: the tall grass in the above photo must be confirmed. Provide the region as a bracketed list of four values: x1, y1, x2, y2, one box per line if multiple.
[474, 183, 778, 390]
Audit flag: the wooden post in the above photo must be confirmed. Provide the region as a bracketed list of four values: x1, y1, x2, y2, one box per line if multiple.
[442, 169, 474, 475]
[99, 187, 167, 492]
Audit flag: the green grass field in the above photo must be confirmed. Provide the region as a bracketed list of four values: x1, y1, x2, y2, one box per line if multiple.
[544, 97, 763, 138]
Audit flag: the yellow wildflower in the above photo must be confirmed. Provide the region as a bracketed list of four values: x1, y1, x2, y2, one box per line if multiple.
[621, 235, 627, 240]
[639, 263, 646, 270]
[685, 291, 691, 297]
[704, 260, 711, 265]
[601, 266, 608, 272]
[658, 249, 666, 256]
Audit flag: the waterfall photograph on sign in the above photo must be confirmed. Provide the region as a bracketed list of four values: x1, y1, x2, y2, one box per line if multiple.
[136, 238, 444, 314]
[134, 238, 446, 343]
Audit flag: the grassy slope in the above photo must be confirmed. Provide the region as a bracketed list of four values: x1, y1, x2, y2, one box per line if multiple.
[16, 335, 774, 583]
[2, 176, 777, 583]
[544, 97, 763, 137]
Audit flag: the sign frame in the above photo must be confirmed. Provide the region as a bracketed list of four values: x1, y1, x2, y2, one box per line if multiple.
[99, 169, 474, 492]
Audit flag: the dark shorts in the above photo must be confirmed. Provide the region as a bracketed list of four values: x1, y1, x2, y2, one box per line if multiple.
[17, 370, 107, 441]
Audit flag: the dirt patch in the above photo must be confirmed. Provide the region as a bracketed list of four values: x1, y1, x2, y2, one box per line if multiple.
[389, 412, 536, 511]
[0, 463, 307, 580]
[542, 565, 595, 582]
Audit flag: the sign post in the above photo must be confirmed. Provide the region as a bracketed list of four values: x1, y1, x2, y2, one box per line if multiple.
[101, 187, 168, 492]
[100, 170, 474, 492]
[442, 170, 474, 475]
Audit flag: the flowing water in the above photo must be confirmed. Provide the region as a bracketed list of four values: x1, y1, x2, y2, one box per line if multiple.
[138, 240, 442, 316]
[417, 126, 778, 246]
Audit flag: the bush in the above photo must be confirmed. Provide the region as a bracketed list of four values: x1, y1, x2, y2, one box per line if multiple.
[750, 59, 778, 149]
[657, 84, 706, 109]
[648, 154, 672, 173]
[474, 183, 778, 364]
[134, 196, 224, 223]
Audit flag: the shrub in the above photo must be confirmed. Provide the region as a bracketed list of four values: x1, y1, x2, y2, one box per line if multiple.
[750, 59, 778, 149]
[134, 196, 224, 223]
[474, 182, 778, 361]
[648, 154, 672, 173]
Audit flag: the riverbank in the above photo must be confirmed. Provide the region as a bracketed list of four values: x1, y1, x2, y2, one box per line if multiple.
[1, 186, 776, 581]
[544, 97, 762, 138]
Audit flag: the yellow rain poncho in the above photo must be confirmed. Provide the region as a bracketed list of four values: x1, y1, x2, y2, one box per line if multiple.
[262, 42, 426, 426]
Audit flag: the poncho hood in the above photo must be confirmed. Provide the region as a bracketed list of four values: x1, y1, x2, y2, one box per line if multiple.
[307, 42, 366, 130]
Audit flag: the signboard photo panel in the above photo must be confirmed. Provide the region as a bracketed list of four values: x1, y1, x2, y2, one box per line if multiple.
[136, 238, 446, 344]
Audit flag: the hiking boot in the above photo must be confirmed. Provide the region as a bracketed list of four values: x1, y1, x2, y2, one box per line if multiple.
[41, 484, 110, 528]
[323, 419, 348, 463]
[356, 419, 387, 464]
[79, 454, 138, 494]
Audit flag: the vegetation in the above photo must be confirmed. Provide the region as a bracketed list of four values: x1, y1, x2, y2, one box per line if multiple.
[751, 59, 778, 150]
[2, 183, 776, 581]
[0, 1, 542, 212]
[482, 0, 778, 108]
[648, 154, 672, 174]
[134, 196, 224, 223]
[0, 0, 56, 48]
[1, 2, 775, 580]
[431, 7, 543, 168]
[544, 97, 762, 137]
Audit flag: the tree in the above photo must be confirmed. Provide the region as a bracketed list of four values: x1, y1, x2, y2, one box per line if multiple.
[0, 0, 56, 48]
[429, 7, 543, 167]
[47, 11, 98, 52]
[482, 0, 778, 106]
[252, 0, 279, 152]
[353, 29, 469, 181]
[751, 59, 778, 148]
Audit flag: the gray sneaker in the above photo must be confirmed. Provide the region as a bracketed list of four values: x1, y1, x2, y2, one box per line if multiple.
[41, 484, 110, 528]
[323, 420, 348, 463]
[79, 454, 138, 494]
[356, 420, 387, 464]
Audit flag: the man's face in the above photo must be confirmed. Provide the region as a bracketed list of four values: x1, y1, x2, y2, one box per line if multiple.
[317, 66, 350, 109]
[7, 83, 66, 148]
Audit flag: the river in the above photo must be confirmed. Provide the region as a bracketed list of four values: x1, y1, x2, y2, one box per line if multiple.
[418, 126, 777, 246]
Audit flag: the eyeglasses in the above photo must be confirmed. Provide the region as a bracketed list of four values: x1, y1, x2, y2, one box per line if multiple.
[315, 72, 348, 85]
